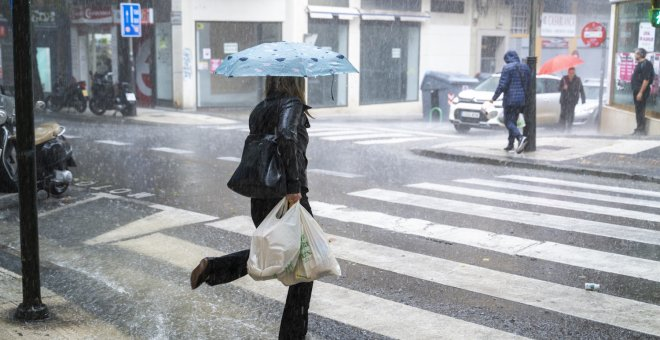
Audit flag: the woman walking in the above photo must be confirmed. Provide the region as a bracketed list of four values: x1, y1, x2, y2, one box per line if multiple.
[190, 76, 313, 339]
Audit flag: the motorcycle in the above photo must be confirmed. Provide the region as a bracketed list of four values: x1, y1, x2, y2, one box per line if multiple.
[88, 72, 137, 116]
[0, 95, 76, 197]
[45, 76, 88, 113]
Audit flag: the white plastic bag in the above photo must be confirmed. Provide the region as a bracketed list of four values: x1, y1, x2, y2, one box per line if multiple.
[247, 198, 301, 281]
[277, 206, 341, 286]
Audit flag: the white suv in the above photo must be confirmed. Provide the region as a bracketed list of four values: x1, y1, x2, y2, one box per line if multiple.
[449, 74, 571, 133]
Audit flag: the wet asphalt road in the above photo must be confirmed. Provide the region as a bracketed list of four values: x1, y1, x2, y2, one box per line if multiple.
[0, 111, 659, 339]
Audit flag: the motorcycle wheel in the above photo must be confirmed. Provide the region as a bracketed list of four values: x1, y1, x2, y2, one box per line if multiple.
[121, 103, 137, 117]
[46, 96, 62, 113]
[89, 98, 106, 115]
[0, 139, 18, 192]
[73, 96, 87, 113]
[47, 181, 69, 198]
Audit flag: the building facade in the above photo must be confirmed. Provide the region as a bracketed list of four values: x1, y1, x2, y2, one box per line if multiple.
[0, 1, 617, 121]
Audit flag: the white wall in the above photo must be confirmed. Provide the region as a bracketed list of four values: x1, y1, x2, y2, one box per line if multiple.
[420, 24, 472, 75]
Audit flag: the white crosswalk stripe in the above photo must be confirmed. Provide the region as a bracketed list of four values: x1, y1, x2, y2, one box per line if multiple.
[455, 178, 660, 209]
[307, 126, 440, 145]
[407, 182, 660, 223]
[499, 175, 660, 199]
[62, 174, 660, 338]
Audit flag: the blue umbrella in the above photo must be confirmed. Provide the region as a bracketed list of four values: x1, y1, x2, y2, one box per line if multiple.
[214, 41, 358, 78]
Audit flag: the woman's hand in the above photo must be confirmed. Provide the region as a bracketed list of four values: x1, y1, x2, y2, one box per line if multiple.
[286, 193, 302, 206]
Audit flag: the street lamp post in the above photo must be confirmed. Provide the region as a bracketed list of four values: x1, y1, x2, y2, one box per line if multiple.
[12, 0, 49, 321]
[525, 0, 539, 152]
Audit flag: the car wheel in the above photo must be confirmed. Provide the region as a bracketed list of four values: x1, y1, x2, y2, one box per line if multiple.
[454, 124, 471, 134]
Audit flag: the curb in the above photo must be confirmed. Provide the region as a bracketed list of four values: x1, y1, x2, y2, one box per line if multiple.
[412, 148, 660, 184]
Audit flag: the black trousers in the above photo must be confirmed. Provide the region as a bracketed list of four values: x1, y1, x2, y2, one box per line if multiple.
[559, 102, 577, 131]
[206, 195, 314, 340]
[633, 91, 648, 133]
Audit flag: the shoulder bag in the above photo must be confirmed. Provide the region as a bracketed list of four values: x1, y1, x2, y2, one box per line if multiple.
[227, 132, 287, 198]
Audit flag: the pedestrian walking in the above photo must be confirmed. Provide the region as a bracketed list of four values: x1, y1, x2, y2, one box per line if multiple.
[190, 76, 314, 340]
[558, 67, 586, 132]
[490, 50, 531, 153]
[631, 47, 655, 136]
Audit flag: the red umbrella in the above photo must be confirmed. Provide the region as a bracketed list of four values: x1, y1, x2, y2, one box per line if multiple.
[538, 55, 584, 75]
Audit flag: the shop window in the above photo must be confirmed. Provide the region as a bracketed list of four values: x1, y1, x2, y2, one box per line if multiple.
[360, 21, 420, 105]
[430, 0, 464, 14]
[309, 0, 348, 6]
[612, 1, 660, 117]
[307, 19, 348, 108]
[361, 0, 421, 12]
[543, 0, 570, 14]
[196, 22, 281, 107]
[510, 0, 529, 35]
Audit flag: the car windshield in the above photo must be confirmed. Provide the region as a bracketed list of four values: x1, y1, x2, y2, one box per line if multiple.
[474, 76, 500, 92]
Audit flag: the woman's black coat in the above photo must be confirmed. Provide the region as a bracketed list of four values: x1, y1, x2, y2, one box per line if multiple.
[248, 95, 311, 195]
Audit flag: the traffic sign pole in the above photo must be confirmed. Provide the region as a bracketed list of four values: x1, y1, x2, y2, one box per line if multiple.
[120, 2, 140, 116]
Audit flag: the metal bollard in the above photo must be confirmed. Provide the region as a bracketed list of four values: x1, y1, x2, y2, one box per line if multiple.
[428, 107, 443, 123]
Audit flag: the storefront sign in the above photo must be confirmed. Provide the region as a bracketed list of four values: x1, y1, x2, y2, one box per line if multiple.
[638, 22, 655, 52]
[541, 13, 576, 37]
[542, 37, 568, 49]
[581, 22, 606, 48]
[616, 52, 635, 84]
[71, 6, 114, 24]
[224, 43, 238, 54]
[202, 48, 211, 60]
[32, 10, 57, 27]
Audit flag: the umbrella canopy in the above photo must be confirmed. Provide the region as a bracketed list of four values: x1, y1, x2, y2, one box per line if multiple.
[538, 55, 584, 75]
[214, 41, 358, 78]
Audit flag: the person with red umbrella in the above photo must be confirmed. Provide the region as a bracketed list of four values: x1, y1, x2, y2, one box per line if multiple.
[558, 67, 586, 132]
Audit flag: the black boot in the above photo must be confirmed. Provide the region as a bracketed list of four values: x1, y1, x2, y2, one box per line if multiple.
[503, 143, 514, 151]
[190, 258, 210, 290]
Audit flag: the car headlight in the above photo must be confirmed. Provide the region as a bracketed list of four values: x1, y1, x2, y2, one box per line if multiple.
[0, 110, 6, 125]
[452, 96, 460, 104]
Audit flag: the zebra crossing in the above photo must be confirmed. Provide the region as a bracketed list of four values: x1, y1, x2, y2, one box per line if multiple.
[82, 174, 660, 338]
[198, 123, 458, 145]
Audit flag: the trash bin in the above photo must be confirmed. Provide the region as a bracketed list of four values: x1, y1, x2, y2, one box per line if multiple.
[421, 71, 479, 122]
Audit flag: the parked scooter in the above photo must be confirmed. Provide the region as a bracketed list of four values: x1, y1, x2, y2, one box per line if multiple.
[0, 95, 76, 197]
[88, 71, 137, 116]
[45, 75, 88, 113]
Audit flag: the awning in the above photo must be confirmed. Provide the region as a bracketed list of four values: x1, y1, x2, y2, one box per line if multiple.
[307, 6, 360, 20]
[359, 10, 430, 22]
[361, 14, 396, 21]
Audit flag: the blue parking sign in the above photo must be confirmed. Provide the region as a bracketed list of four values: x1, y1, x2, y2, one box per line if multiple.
[120, 3, 141, 37]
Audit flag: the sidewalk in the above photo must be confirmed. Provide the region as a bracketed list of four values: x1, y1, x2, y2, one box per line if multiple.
[0, 268, 128, 339]
[413, 134, 660, 183]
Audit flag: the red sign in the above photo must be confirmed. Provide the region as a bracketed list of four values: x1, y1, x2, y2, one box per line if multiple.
[581, 22, 606, 48]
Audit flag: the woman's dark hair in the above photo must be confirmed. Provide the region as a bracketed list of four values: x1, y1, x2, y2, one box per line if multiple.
[265, 76, 306, 103]
[264, 76, 311, 117]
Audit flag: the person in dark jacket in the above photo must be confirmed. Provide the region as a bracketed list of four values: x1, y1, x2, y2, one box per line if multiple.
[190, 76, 313, 339]
[490, 50, 531, 153]
[558, 67, 586, 133]
[631, 47, 655, 135]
